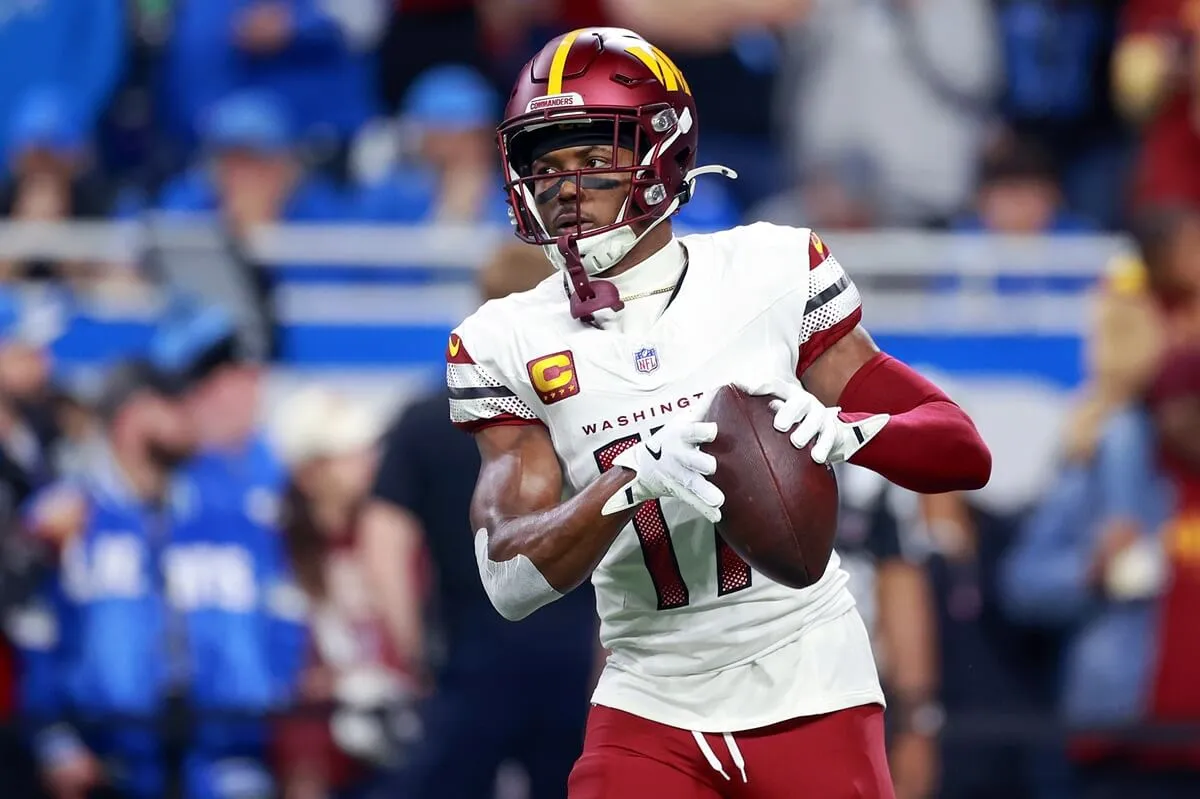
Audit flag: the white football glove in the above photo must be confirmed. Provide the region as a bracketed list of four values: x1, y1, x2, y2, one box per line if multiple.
[739, 378, 890, 465]
[600, 416, 725, 523]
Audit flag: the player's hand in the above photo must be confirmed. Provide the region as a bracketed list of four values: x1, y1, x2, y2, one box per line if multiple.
[737, 378, 889, 464]
[600, 416, 725, 523]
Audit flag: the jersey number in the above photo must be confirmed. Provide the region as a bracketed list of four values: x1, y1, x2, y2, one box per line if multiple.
[594, 432, 752, 610]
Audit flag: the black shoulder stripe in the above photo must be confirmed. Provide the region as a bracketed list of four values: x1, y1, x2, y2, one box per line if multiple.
[449, 385, 516, 401]
[804, 275, 849, 316]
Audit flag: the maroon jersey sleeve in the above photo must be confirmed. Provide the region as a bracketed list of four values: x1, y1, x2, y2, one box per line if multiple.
[795, 231, 863, 376]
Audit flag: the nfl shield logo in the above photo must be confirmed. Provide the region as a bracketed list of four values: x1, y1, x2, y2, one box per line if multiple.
[634, 347, 659, 374]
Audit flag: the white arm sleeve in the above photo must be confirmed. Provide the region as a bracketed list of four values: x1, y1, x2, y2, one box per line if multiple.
[473, 528, 563, 621]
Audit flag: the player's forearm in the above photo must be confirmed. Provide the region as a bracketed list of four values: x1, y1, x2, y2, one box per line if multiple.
[482, 468, 637, 592]
[839, 354, 992, 493]
[846, 399, 990, 492]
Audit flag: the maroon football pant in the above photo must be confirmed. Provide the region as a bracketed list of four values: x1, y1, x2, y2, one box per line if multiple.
[567, 703, 895, 799]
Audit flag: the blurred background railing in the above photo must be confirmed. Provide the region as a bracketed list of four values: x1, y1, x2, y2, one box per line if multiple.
[0, 221, 1133, 512]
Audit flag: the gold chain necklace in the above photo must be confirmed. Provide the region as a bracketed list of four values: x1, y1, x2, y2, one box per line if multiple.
[564, 245, 690, 315]
[620, 284, 679, 302]
[620, 247, 690, 303]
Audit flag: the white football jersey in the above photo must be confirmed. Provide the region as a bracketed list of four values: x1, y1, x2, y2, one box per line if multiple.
[447, 222, 884, 732]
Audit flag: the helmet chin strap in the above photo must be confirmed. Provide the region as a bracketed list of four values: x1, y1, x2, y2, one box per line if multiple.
[560, 236, 625, 323]
[553, 164, 738, 323]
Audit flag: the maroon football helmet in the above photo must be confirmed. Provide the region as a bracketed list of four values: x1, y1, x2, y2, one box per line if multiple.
[497, 28, 733, 321]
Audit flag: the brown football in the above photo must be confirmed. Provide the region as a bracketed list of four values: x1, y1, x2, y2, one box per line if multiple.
[702, 384, 839, 589]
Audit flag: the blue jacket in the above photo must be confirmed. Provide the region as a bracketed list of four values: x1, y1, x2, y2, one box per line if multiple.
[1000, 409, 1175, 727]
[162, 0, 377, 151]
[0, 0, 125, 166]
[184, 435, 287, 532]
[15, 449, 307, 799]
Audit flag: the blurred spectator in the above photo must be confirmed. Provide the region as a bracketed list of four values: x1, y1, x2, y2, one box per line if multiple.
[834, 465, 939, 799]
[159, 90, 348, 238]
[1144, 350, 1200, 730]
[0, 290, 65, 731]
[1000, 199, 1200, 792]
[0, 0, 125, 170]
[356, 61, 743, 230]
[364, 241, 597, 799]
[478, 0, 564, 84]
[1116, 0, 1200, 210]
[1002, 206, 1200, 796]
[779, 0, 1001, 227]
[151, 300, 284, 533]
[156, 90, 350, 332]
[90, 0, 178, 194]
[604, 0, 812, 210]
[600, 0, 807, 49]
[358, 65, 509, 225]
[1130, 204, 1200, 344]
[995, 0, 1128, 228]
[546, 0, 610, 30]
[930, 488, 1062, 799]
[0, 292, 67, 799]
[150, 297, 298, 725]
[1061, 258, 1165, 465]
[13, 358, 306, 799]
[0, 288, 65, 478]
[952, 139, 1097, 235]
[272, 386, 414, 799]
[45, 363, 105, 484]
[1001, 346, 1200, 798]
[163, 0, 384, 177]
[377, 0, 485, 113]
[0, 87, 124, 289]
[750, 152, 882, 230]
[1062, 204, 1200, 462]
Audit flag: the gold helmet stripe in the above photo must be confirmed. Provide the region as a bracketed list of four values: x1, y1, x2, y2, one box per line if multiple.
[650, 45, 691, 95]
[547, 29, 585, 95]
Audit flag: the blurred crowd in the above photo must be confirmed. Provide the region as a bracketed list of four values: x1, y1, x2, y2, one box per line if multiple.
[0, 0, 1177, 284]
[0, 1, 1199, 799]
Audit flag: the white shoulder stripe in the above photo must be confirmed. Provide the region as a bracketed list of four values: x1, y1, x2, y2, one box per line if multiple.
[447, 362, 505, 390]
[802, 282, 862, 336]
[809, 255, 848, 296]
[449, 395, 538, 424]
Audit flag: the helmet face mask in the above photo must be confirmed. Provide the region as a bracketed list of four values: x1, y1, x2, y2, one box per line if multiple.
[499, 103, 687, 250]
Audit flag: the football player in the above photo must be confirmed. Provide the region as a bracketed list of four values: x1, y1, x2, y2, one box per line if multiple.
[447, 27, 991, 798]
